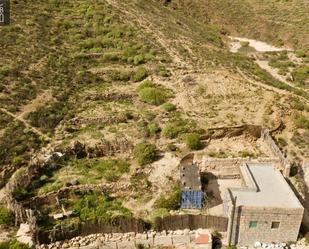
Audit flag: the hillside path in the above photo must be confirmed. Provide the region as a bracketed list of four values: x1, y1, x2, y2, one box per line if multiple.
[237, 68, 309, 104]
[0, 107, 50, 140]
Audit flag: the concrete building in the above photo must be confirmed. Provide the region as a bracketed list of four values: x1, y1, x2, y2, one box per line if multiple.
[180, 163, 203, 209]
[225, 163, 304, 246]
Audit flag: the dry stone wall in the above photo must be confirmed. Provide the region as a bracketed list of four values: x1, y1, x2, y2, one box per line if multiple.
[199, 128, 290, 178]
[262, 129, 290, 176]
[37, 229, 211, 249]
[200, 157, 281, 178]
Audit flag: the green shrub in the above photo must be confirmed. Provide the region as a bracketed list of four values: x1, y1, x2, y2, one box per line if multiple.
[269, 59, 294, 71]
[139, 87, 167, 105]
[185, 133, 203, 150]
[0, 240, 30, 249]
[226, 246, 237, 249]
[109, 70, 132, 82]
[0, 241, 9, 249]
[132, 67, 148, 82]
[133, 55, 145, 65]
[143, 110, 157, 121]
[162, 102, 176, 112]
[13, 187, 31, 201]
[147, 123, 161, 136]
[239, 150, 255, 158]
[156, 64, 170, 77]
[133, 142, 157, 166]
[292, 66, 309, 85]
[11, 156, 23, 166]
[0, 207, 14, 226]
[148, 208, 170, 223]
[291, 98, 306, 111]
[208, 151, 228, 158]
[137, 80, 155, 91]
[295, 50, 307, 58]
[294, 114, 309, 129]
[162, 119, 194, 139]
[154, 187, 181, 210]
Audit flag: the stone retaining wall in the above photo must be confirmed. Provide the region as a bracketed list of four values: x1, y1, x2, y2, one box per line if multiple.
[38, 229, 212, 249]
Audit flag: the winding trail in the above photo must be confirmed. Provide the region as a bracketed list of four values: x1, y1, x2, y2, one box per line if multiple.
[236, 68, 309, 104]
[0, 107, 50, 140]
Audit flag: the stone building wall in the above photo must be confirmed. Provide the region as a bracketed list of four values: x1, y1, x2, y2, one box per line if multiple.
[232, 206, 304, 246]
[262, 129, 290, 176]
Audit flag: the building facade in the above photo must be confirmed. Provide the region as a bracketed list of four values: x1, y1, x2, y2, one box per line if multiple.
[225, 163, 304, 246]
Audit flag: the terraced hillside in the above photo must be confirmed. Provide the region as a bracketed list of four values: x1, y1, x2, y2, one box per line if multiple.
[0, 0, 308, 244]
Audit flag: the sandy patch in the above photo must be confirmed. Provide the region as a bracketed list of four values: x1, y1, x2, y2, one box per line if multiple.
[229, 36, 289, 52]
[149, 152, 181, 188]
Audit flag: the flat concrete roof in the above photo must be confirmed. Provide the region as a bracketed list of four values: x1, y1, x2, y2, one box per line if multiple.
[228, 164, 303, 209]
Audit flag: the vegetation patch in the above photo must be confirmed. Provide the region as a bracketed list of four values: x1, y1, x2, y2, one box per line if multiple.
[0, 240, 30, 249]
[161, 102, 177, 112]
[292, 65, 309, 86]
[162, 118, 198, 139]
[33, 158, 131, 195]
[73, 193, 131, 223]
[294, 114, 309, 130]
[185, 133, 203, 150]
[0, 207, 14, 226]
[154, 186, 181, 211]
[133, 142, 158, 166]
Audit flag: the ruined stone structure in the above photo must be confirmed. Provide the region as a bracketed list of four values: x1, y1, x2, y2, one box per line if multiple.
[225, 164, 304, 246]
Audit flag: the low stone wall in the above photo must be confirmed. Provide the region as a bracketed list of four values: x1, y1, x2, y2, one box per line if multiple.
[200, 157, 281, 179]
[38, 229, 212, 249]
[262, 129, 290, 176]
[22, 182, 130, 209]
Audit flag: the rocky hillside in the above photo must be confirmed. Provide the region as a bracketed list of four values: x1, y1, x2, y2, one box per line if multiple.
[0, 0, 308, 243]
[167, 0, 309, 50]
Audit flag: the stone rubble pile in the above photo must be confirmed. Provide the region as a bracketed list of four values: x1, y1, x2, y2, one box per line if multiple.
[240, 238, 309, 249]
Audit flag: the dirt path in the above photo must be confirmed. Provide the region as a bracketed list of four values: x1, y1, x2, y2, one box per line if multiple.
[236, 68, 309, 104]
[254, 57, 303, 91]
[17, 90, 53, 119]
[0, 108, 50, 140]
